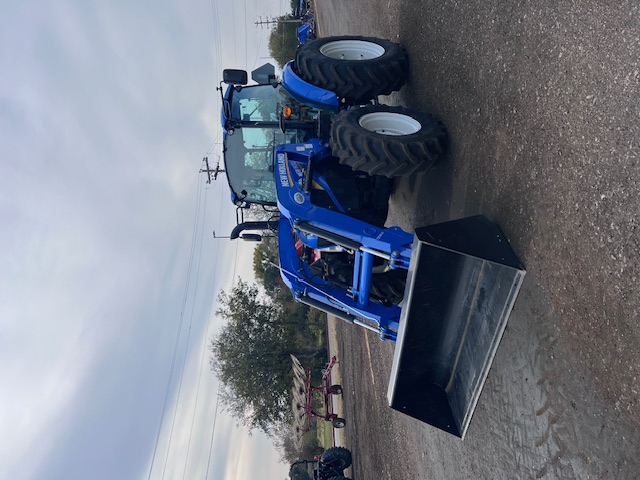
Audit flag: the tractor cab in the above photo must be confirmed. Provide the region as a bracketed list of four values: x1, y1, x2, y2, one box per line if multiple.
[220, 65, 324, 208]
[288, 447, 352, 480]
[288, 460, 316, 480]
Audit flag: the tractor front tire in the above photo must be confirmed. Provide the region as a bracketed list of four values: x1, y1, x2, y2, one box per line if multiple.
[371, 268, 408, 306]
[330, 104, 447, 177]
[294, 36, 409, 104]
[321, 446, 352, 469]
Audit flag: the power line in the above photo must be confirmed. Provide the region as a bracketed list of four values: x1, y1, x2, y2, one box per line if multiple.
[147, 176, 204, 480]
[161, 186, 209, 480]
[204, 193, 228, 480]
[181, 241, 220, 479]
[204, 385, 222, 480]
[181, 169, 231, 479]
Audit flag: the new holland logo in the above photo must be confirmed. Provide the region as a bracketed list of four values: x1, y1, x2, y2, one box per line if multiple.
[277, 153, 290, 187]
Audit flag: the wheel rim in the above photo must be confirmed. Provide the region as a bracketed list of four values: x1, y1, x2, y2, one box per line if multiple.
[358, 112, 422, 136]
[319, 40, 385, 60]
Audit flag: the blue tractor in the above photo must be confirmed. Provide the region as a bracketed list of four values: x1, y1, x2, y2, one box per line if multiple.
[289, 446, 352, 480]
[296, 12, 315, 46]
[296, 20, 314, 46]
[216, 36, 525, 439]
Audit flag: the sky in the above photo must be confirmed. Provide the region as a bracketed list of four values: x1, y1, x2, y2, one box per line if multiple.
[0, 0, 292, 479]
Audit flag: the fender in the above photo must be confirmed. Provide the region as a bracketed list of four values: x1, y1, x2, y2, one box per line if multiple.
[281, 62, 340, 112]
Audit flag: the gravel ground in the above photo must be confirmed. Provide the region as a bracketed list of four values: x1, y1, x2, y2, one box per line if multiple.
[315, 0, 640, 478]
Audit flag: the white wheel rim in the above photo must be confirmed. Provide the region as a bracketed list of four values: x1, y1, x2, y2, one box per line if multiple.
[358, 112, 421, 136]
[319, 40, 385, 60]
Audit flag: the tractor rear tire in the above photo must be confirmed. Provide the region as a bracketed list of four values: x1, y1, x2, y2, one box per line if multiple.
[371, 268, 408, 306]
[353, 173, 391, 228]
[321, 446, 352, 469]
[330, 104, 447, 177]
[294, 36, 409, 104]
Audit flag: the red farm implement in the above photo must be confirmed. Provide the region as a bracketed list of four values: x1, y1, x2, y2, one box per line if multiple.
[292, 354, 345, 441]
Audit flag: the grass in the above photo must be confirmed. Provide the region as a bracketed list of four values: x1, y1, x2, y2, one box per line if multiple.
[316, 417, 334, 449]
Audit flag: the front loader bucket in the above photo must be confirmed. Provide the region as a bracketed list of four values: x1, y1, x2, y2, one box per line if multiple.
[387, 215, 525, 438]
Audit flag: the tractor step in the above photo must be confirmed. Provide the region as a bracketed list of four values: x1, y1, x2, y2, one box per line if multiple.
[387, 215, 525, 438]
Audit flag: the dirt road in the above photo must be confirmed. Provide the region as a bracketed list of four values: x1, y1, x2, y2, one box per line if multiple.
[316, 0, 640, 478]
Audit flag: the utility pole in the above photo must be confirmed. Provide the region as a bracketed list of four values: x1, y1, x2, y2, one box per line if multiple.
[200, 156, 225, 184]
[255, 16, 301, 27]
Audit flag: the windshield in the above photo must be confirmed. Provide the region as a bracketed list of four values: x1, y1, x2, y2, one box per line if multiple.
[230, 84, 283, 122]
[224, 127, 283, 205]
[223, 84, 319, 206]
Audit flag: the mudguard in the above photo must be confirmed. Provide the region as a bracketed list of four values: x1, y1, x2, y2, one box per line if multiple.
[281, 62, 340, 113]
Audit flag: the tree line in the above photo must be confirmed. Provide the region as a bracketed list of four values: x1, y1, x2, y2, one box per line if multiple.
[209, 237, 327, 462]
[267, 0, 310, 68]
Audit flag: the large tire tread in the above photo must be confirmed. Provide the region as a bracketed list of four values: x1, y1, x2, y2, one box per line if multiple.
[330, 104, 447, 178]
[371, 268, 408, 305]
[320, 446, 353, 469]
[294, 36, 409, 104]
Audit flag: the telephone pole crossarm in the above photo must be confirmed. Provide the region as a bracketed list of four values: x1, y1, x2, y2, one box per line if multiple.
[200, 156, 225, 183]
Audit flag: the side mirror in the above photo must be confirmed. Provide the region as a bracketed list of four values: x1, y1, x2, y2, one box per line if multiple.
[223, 69, 248, 85]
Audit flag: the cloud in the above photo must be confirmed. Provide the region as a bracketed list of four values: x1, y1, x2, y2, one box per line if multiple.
[0, 0, 214, 476]
[1, 0, 290, 478]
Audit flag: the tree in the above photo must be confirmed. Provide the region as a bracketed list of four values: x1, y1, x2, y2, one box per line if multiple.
[267, 16, 299, 69]
[271, 419, 324, 465]
[253, 236, 281, 289]
[252, 237, 322, 332]
[209, 280, 324, 436]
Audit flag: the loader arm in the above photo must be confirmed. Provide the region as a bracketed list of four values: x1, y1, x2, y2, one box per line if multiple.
[274, 143, 526, 437]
